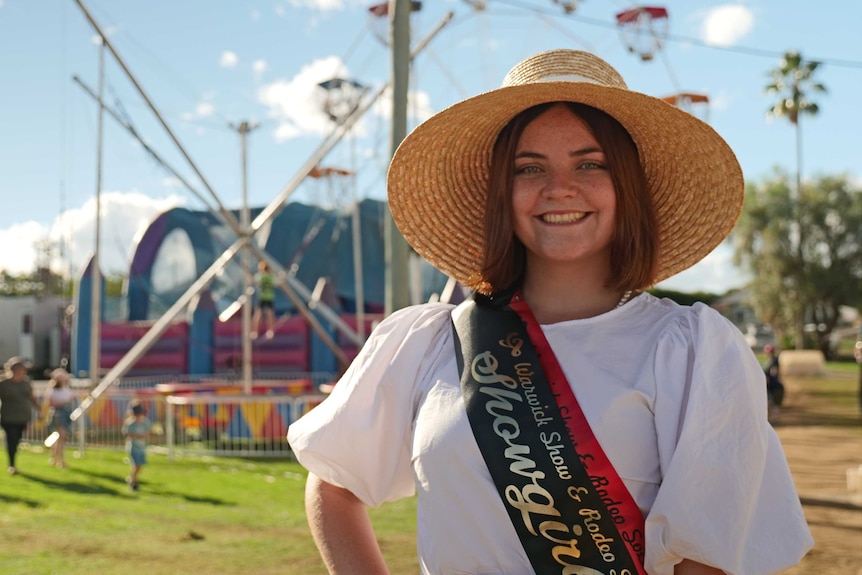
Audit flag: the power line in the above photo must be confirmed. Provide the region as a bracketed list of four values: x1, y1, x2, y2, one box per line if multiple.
[489, 0, 862, 70]
[663, 30, 862, 70]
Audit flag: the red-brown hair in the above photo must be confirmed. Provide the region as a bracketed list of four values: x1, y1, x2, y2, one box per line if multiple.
[478, 102, 658, 294]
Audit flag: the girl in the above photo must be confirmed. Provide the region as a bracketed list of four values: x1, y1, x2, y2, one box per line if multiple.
[288, 49, 813, 575]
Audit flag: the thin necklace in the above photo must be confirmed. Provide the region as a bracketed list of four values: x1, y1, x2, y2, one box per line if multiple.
[513, 289, 636, 311]
[615, 290, 634, 309]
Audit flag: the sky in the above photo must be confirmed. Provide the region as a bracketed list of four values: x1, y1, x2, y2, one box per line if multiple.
[1, 0, 860, 296]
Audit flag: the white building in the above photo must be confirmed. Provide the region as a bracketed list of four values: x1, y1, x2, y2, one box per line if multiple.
[0, 296, 66, 376]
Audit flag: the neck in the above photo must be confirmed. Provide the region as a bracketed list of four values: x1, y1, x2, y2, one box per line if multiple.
[521, 263, 626, 324]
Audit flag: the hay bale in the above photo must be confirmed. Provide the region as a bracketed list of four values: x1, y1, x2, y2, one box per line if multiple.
[779, 350, 826, 376]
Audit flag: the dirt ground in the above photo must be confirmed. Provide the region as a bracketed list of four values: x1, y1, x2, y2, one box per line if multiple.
[771, 371, 862, 575]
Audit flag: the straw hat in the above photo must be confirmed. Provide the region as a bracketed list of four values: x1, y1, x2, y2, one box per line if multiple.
[387, 49, 744, 286]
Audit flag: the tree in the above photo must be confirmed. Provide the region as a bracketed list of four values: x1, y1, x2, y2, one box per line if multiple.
[764, 50, 827, 348]
[648, 287, 721, 307]
[0, 268, 67, 299]
[734, 171, 862, 358]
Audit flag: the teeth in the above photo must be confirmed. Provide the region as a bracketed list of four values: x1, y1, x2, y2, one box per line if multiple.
[542, 212, 587, 223]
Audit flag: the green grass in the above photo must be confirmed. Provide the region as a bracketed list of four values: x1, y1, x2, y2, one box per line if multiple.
[0, 447, 419, 574]
[826, 360, 862, 374]
[804, 365, 860, 405]
[778, 366, 861, 428]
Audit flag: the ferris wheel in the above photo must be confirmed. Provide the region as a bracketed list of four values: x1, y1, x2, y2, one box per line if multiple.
[615, 6, 669, 62]
[661, 92, 710, 122]
[367, 1, 424, 45]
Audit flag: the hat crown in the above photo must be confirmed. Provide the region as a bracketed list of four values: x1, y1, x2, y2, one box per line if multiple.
[502, 49, 628, 90]
[4, 356, 29, 371]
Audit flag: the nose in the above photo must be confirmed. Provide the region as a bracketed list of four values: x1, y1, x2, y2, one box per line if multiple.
[543, 168, 579, 198]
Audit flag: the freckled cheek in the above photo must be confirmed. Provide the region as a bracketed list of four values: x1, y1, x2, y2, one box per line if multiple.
[585, 184, 617, 212]
[511, 185, 537, 214]
[510, 191, 533, 241]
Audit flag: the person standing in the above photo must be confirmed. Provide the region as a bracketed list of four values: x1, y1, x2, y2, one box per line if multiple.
[251, 261, 276, 340]
[0, 356, 39, 475]
[122, 399, 151, 491]
[288, 50, 813, 574]
[762, 344, 785, 421]
[43, 367, 77, 468]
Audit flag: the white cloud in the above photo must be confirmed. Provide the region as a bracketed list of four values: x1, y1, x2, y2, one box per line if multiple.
[287, 0, 345, 10]
[0, 192, 186, 277]
[219, 51, 239, 68]
[257, 56, 357, 141]
[90, 25, 120, 46]
[161, 177, 184, 189]
[257, 58, 435, 144]
[196, 102, 216, 117]
[0, 222, 48, 275]
[373, 87, 435, 124]
[708, 90, 731, 112]
[701, 5, 754, 47]
[182, 95, 218, 125]
[253, 59, 268, 80]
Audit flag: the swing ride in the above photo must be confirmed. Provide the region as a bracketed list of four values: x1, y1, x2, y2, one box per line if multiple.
[661, 92, 711, 121]
[615, 6, 669, 62]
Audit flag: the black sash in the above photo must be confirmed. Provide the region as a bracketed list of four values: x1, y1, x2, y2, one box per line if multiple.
[453, 292, 645, 575]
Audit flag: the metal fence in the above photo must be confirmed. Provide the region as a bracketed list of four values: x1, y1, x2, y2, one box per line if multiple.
[19, 372, 331, 459]
[162, 392, 326, 458]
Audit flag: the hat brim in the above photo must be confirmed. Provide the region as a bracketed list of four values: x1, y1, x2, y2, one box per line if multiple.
[388, 81, 744, 286]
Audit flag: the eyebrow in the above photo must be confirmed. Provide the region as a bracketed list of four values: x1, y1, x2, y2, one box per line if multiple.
[514, 146, 604, 160]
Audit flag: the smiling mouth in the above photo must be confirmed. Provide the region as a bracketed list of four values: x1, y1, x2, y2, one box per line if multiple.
[541, 212, 588, 224]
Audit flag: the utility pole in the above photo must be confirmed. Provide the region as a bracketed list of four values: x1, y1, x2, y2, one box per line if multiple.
[89, 41, 105, 389]
[233, 120, 259, 394]
[384, 0, 412, 314]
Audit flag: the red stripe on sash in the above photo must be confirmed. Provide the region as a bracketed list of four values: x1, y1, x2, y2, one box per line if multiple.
[509, 293, 648, 573]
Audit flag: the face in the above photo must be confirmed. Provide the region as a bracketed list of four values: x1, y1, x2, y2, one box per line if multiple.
[511, 104, 617, 276]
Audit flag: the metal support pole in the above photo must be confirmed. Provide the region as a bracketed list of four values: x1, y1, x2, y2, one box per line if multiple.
[234, 121, 259, 394]
[166, 400, 175, 460]
[352, 202, 365, 339]
[385, 0, 413, 314]
[76, 412, 86, 455]
[88, 42, 104, 389]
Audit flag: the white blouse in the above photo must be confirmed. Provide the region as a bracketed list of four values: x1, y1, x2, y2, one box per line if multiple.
[287, 293, 813, 575]
[46, 386, 75, 407]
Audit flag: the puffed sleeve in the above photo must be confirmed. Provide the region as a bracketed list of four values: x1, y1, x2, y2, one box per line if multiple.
[287, 303, 454, 507]
[645, 304, 813, 575]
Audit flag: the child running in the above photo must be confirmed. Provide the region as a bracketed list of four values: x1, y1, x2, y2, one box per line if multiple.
[122, 400, 151, 491]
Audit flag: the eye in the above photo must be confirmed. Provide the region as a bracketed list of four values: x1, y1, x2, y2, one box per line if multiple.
[514, 164, 542, 175]
[578, 160, 606, 170]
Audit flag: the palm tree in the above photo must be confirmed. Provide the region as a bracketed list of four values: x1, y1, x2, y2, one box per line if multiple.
[764, 51, 826, 349]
